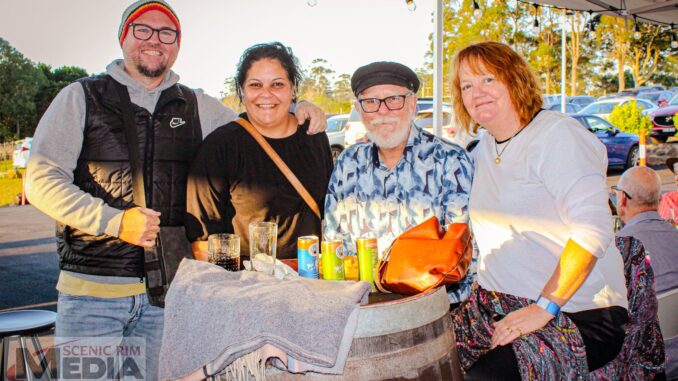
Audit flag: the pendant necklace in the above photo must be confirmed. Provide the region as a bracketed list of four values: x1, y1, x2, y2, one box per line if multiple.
[494, 126, 524, 164]
[492, 110, 542, 164]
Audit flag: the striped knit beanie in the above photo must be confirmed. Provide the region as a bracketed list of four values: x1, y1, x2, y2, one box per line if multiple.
[118, 0, 181, 46]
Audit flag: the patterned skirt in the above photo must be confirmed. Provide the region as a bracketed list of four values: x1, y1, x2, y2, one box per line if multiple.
[452, 236, 666, 380]
[451, 284, 590, 380]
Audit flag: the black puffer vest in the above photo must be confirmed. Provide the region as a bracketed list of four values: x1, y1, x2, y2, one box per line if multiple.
[56, 75, 202, 277]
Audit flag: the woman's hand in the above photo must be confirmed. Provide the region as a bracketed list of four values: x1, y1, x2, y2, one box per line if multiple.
[295, 100, 327, 134]
[490, 304, 554, 348]
[191, 241, 208, 262]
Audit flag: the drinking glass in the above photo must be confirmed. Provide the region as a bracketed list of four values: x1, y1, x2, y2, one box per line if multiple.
[207, 234, 240, 271]
[249, 221, 278, 274]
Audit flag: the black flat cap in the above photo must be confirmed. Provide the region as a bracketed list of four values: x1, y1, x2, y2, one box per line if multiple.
[351, 61, 420, 96]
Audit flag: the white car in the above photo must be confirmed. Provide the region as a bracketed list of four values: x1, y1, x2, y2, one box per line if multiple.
[577, 97, 657, 121]
[344, 108, 368, 146]
[12, 137, 32, 168]
[326, 114, 348, 162]
[414, 107, 456, 140]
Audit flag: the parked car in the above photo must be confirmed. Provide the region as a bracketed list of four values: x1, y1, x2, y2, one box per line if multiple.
[344, 99, 451, 146]
[414, 108, 456, 139]
[638, 91, 674, 107]
[619, 86, 665, 97]
[543, 94, 562, 104]
[648, 93, 678, 143]
[577, 97, 657, 120]
[567, 96, 596, 108]
[344, 108, 368, 146]
[326, 114, 348, 162]
[572, 115, 639, 169]
[545, 102, 582, 114]
[12, 137, 32, 168]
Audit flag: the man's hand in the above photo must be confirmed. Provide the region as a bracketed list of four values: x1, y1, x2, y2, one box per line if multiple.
[490, 304, 554, 348]
[118, 207, 161, 248]
[295, 101, 327, 135]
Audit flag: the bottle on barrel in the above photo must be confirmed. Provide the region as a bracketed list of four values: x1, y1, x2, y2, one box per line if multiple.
[321, 239, 345, 280]
[357, 236, 378, 291]
[297, 236, 319, 279]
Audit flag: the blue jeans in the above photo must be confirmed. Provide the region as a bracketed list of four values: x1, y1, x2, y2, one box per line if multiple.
[56, 292, 164, 380]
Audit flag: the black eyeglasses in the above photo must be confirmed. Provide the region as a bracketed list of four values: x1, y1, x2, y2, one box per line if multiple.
[611, 185, 633, 200]
[128, 23, 179, 44]
[357, 93, 412, 113]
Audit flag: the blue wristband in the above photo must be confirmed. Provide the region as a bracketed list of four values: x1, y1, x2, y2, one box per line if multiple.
[536, 296, 560, 317]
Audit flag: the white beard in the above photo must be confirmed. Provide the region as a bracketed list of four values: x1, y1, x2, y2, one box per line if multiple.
[366, 117, 411, 149]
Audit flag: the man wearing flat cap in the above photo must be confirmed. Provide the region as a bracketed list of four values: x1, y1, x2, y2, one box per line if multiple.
[25, 0, 326, 377]
[324, 61, 476, 304]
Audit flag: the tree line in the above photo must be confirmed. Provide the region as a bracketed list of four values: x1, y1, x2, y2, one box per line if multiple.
[223, 0, 676, 112]
[0, 38, 89, 142]
[3, 1, 676, 140]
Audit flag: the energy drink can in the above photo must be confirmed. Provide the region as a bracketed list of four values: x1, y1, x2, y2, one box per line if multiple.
[297, 236, 319, 279]
[321, 239, 345, 280]
[343, 255, 359, 281]
[357, 237, 378, 290]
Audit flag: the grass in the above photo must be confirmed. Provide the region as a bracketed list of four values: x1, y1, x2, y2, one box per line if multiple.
[0, 178, 23, 206]
[0, 160, 24, 207]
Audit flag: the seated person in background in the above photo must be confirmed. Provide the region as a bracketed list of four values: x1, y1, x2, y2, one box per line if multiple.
[615, 166, 678, 380]
[659, 157, 678, 225]
[323, 61, 475, 304]
[186, 42, 333, 261]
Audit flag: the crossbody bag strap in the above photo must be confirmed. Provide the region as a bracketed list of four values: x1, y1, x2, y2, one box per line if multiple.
[113, 81, 146, 208]
[235, 117, 322, 220]
[113, 81, 164, 300]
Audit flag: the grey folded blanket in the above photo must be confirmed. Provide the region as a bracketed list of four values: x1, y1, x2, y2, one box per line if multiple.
[158, 259, 371, 380]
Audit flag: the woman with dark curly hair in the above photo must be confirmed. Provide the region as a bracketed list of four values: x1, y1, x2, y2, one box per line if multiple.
[449, 41, 631, 380]
[185, 42, 333, 261]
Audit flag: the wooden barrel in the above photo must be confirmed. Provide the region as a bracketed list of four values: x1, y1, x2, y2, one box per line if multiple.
[267, 286, 462, 381]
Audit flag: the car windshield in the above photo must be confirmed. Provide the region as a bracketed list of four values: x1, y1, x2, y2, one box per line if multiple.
[638, 93, 660, 102]
[669, 94, 678, 106]
[581, 102, 617, 114]
[586, 117, 613, 132]
[327, 118, 347, 132]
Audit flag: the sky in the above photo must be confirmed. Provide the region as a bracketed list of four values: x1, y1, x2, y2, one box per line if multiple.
[0, 0, 437, 97]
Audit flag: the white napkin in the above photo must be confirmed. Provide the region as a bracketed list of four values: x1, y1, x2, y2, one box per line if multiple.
[243, 254, 297, 279]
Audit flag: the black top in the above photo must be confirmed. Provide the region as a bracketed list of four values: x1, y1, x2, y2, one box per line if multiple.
[185, 113, 333, 260]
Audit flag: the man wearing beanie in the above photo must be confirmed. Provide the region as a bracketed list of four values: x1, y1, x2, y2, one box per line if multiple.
[323, 61, 476, 305]
[25, 1, 325, 378]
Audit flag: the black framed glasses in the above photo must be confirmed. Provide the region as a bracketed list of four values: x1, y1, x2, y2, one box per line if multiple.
[611, 185, 633, 200]
[357, 93, 412, 113]
[129, 23, 179, 44]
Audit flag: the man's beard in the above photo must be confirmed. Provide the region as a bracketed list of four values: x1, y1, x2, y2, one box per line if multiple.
[136, 62, 166, 79]
[366, 116, 411, 149]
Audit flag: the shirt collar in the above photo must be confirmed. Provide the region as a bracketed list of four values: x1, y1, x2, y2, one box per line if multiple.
[625, 210, 662, 227]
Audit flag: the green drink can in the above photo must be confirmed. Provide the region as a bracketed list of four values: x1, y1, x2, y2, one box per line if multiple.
[321, 239, 345, 280]
[357, 237, 378, 290]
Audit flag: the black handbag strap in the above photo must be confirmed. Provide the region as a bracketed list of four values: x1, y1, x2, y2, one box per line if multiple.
[113, 81, 147, 208]
[112, 81, 165, 304]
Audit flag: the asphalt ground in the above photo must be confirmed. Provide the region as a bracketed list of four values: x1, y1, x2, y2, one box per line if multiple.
[0, 166, 675, 313]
